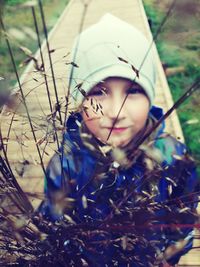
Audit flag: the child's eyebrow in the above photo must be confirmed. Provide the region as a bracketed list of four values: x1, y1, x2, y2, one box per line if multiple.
[86, 86, 108, 97]
[128, 82, 143, 89]
[91, 85, 108, 92]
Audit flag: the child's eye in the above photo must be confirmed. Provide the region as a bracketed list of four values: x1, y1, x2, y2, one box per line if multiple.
[88, 90, 103, 96]
[127, 88, 145, 95]
[88, 88, 107, 97]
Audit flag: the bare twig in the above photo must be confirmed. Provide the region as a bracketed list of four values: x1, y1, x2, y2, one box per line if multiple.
[38, 0, 62, 124]
[0, 18, 46, 177]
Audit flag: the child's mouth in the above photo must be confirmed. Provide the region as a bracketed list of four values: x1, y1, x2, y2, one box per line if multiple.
[107, 127, 128, 133]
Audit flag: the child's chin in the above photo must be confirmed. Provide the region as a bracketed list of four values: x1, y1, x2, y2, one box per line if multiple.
[107, 138, 129, 148]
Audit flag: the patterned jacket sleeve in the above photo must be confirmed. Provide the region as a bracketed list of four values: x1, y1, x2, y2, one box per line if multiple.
[157, 136, 199, 265]
[38, 152, 72, 221]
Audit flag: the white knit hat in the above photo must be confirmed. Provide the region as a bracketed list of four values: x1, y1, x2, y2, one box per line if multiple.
[68, 13, 156, 107]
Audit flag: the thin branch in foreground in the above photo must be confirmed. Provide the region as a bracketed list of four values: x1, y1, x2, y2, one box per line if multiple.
[0, 18, 46, 177]
[38, 0, 62, 125]
[32, 5, 60, 153]
[107, 0, 177, 141]
[31, 6, 53, 114]
[133, 77, 200, 151]
[60, 0, 91, 191]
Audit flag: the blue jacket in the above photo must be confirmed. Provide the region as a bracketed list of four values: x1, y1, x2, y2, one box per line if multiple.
[39, 106, 198, 266]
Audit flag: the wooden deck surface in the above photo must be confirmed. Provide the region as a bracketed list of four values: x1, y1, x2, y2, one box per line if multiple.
[0, 0, 199, 265]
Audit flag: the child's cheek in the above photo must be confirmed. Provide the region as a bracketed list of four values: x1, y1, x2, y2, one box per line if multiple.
[82, 101, 102, 133]
[82, 106, 102, 121]
[82, 97, 104, 119]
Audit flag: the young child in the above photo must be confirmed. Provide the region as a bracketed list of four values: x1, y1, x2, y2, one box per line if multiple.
[39, 14, 198, 266]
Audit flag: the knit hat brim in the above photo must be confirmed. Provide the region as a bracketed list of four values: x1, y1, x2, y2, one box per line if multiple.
[74, 64, 155, 105]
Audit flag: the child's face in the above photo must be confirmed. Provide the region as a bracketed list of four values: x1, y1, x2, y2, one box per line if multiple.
[82, 77, 150, 147]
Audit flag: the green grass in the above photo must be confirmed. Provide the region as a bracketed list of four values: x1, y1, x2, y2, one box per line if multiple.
[0, 0, 69, 88]
[143, 0, 200, 175]
[4, 0, 28, 5]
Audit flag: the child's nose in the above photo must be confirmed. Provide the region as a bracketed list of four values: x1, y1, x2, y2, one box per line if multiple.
[106, 96, 126, 120]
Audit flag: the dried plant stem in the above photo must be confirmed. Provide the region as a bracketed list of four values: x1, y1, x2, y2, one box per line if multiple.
[0, 101, 32, 214]
[0, 155, 33, 213]
[133, 77, 200, 150]
[38, 0, 62, 125]
[64, 0, 91, 120]
[161, 189, 200, 207]
[107, 0, 177, 141]
[32, 6, 60, 152]
[139, 0, 177, 70]
[61, 1, 91, 189]
[106, 93, 129, 141]
[31, 6, 53, 114]
[0, 18, 46, 177]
